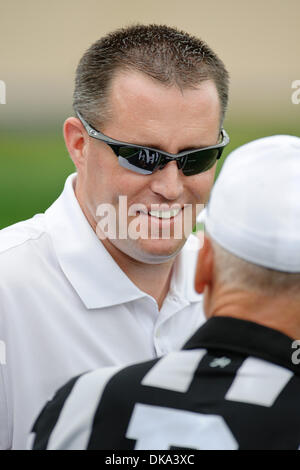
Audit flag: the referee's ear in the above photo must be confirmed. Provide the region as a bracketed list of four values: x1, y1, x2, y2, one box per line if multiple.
[194, 235, 214, 294]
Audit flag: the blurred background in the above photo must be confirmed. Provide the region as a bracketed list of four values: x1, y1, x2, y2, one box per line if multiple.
[0, 0, 299, 228]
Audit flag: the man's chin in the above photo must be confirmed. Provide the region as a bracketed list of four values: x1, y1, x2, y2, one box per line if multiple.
[122, 238, 187, 264]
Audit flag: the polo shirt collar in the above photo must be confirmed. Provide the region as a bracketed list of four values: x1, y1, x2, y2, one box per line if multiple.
[170, 233, 203, 303]
[44, 173, 202, 309]
[183, 316, 300, 374]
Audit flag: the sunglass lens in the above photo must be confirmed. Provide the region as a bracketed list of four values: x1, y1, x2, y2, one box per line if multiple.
[117, 147, 161, 174]
[182, 148, 221, 176]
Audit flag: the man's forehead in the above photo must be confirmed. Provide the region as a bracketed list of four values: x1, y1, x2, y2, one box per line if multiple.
[103, 70, 221, 148]
[109, 70, 220, 113]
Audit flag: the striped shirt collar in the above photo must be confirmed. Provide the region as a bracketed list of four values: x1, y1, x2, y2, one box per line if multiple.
[183, 316, 300, 375]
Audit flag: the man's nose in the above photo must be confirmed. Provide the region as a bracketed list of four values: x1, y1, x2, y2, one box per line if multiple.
[149, 161, 184, 201]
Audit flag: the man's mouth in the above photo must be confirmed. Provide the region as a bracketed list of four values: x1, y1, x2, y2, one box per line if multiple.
[138, 207, 182, 220]
[148, 208, 181, 219]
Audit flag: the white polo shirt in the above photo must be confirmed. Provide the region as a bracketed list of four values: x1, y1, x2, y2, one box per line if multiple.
[0, 173, 205, 450]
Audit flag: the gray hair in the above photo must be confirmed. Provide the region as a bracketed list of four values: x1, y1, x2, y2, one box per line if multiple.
[73, 24, 229, 128]
[211, 238, 300, 297]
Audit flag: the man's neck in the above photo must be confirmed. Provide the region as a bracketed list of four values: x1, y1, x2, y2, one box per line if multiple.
[100, 236, 175, 310]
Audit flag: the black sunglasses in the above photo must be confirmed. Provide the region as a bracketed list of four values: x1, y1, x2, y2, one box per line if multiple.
[76, 111, 229, 176]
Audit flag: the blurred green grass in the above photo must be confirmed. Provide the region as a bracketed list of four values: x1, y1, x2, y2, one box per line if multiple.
[0, 119, 299, 229]
[0, 132, 75, 228]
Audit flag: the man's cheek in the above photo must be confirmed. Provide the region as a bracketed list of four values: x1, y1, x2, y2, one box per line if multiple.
[202, 168, 217, 200]
[190, 174, 215, 203]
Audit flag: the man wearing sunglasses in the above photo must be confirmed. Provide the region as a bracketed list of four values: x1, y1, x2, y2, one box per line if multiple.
[0, 24, 229, 449]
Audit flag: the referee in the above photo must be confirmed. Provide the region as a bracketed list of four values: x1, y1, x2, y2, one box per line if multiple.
[30, 135, 300, 450]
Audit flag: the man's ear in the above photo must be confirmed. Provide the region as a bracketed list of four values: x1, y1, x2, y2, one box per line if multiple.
[63, 117, 88, 170]
[194, 235, 214, 294]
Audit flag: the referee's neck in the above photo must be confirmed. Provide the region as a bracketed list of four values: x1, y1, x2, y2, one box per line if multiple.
[207, 288, 300, 340]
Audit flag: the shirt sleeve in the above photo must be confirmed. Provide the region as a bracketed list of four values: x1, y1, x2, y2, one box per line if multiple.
[30, 374, 81, 450]
[31, 366, 121, 450]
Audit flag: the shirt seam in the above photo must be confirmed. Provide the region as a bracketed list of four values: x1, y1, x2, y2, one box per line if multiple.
[0, 231, 47, 257]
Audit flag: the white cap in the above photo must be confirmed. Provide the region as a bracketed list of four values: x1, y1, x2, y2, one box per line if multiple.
[199, 135, 300, 272]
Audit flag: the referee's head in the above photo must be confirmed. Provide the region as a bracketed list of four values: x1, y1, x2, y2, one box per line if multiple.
[195, 135, 300, 339]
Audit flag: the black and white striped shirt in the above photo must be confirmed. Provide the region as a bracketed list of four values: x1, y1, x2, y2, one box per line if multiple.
[31, 317, 300, 450]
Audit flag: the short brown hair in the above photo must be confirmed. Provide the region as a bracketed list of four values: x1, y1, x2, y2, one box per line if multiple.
[73, 24, 229, 128]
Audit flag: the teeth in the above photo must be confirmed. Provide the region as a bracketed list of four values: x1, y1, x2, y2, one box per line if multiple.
[149, 208, 181, 219]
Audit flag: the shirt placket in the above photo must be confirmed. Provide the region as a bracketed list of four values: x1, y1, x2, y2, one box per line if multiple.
[153, 293, 190, 356]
